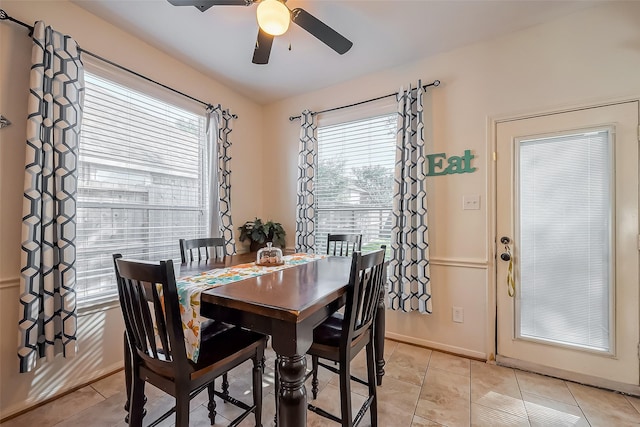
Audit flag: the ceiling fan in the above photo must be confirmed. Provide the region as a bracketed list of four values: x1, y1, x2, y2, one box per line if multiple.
[167, 0, 353, 65]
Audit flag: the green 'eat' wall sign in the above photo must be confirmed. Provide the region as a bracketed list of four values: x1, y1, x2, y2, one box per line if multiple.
[426, 150, 476, 176]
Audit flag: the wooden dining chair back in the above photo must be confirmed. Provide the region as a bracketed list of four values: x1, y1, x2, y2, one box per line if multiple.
[326, 233, 362, 256]
[178, 237, 232, 403]
[113, 254, 266, 427]
[307, 246, 387, 427]
[179, 237, 226, 263]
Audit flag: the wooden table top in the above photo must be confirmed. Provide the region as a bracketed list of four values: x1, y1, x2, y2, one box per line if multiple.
[180, 253, 352, 324]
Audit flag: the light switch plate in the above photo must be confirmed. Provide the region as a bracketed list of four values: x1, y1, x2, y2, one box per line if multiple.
[463, 195, 480, 210]
[453, 306, 464, 323]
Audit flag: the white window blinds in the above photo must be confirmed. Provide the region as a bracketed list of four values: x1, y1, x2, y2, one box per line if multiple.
[518, 129, 612, 352]
[76, 71, 209, 304]
[316, 113, 396, 254]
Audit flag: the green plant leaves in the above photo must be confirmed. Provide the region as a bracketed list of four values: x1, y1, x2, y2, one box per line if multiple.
[237, 217, 286, 247]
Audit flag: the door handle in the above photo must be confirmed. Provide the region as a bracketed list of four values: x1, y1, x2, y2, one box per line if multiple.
[500, 236, 512, 261]
[500, 236, 515, 297]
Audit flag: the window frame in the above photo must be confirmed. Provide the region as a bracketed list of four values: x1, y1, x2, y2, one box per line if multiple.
[76, 60, 210, 308]
[315, 98, 397, 255]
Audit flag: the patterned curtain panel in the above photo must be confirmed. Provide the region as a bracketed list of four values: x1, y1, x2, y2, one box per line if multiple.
[206, 108, 221, 239]
[19, 21, 85, 372]
[295, 110, 317, 253]
[388, 81, 432, 314]
[210, 105, 237, 255]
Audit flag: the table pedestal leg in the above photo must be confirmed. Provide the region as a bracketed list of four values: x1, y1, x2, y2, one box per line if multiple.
[376, 288, 386, 386]
[276, 354, 307, 427]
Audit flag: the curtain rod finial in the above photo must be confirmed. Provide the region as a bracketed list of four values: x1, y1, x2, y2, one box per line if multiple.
[434, 80, 440, 86]
[0, 115, 11, 129]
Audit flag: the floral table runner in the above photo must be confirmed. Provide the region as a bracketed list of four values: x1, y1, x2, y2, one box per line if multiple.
[176, 253, 327, 362]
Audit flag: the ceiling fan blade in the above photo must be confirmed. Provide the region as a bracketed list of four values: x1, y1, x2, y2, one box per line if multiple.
[167, 0, 251, 13]
[290, 8, 353, 55]
[252, 28, 274, 65]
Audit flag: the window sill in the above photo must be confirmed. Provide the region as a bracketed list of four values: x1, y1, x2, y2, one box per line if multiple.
[78, 296, 120, 317]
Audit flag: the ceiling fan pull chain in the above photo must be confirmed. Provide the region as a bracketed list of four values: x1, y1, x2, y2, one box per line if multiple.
[288, 43, 291, 51]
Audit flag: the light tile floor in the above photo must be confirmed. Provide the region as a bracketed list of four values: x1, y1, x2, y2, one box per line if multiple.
[2, 340, 639, 426]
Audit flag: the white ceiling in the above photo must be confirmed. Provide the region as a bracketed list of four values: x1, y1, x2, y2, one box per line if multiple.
[71, 0, 603, 104]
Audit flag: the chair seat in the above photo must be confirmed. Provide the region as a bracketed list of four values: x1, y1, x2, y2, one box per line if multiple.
[199, 320, 235, 341]
[146, 321, 234, 369]
[193, 325, 265, 374]
[312, 312, 344, 347]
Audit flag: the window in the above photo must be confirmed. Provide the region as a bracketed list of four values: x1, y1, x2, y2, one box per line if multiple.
[76, 71, 209, 304]
[518, 129, 612, 351]
[316, 113, 396, 254]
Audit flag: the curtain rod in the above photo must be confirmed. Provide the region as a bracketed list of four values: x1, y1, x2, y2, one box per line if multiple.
[0, 9, 238, 119]
[288, 79, 440, 121]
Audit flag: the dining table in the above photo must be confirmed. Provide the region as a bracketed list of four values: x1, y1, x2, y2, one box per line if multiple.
[178, 251, 387, 427]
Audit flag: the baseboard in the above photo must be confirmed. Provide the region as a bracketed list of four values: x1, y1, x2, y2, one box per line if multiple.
[385, 332, 487, 360]
[496, 355, 640, 397]
[0, 362, 124, 422]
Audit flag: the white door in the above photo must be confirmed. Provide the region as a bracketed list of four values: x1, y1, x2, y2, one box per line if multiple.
[495, 101, 639, 386]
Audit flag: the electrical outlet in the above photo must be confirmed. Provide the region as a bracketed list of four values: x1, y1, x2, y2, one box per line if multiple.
[453, 306, 464, 323]
[463, 195, 480, 210]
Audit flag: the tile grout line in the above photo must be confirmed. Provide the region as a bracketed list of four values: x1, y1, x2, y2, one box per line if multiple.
[513, 368, 532, 425]
[564, 380, 595, 427]
[415, 350, 450, 427]
[414, 348, 434, 426]
[471, 362, 531, 425]
[90, 384, 110, 401]
[624, 395, 640, 417]
[469, 360, 474, 426]
[513, 368, 596, 426]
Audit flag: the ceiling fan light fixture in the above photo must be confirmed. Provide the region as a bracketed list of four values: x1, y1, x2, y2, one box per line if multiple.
[256, 0, 290, 36]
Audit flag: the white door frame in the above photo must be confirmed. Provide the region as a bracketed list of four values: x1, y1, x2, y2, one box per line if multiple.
[486, 97, 640, 394]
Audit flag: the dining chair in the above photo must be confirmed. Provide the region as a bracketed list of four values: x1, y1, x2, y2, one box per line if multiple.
[179, 237, 232, 396]
[179, 237, 226, 263]
[306, 246, 387, 427]
[326, 233, 362, 256]
[113, 254, 267, 427]
[179, 237, 234, 401]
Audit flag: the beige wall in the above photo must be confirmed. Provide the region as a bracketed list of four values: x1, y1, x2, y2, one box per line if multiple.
[261, 2, 640, 359]
[1, 0, 639, 419]
[0, 0, 264, 418]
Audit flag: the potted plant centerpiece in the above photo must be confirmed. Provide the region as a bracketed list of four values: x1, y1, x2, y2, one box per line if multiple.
[238, 218, 286, 252]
